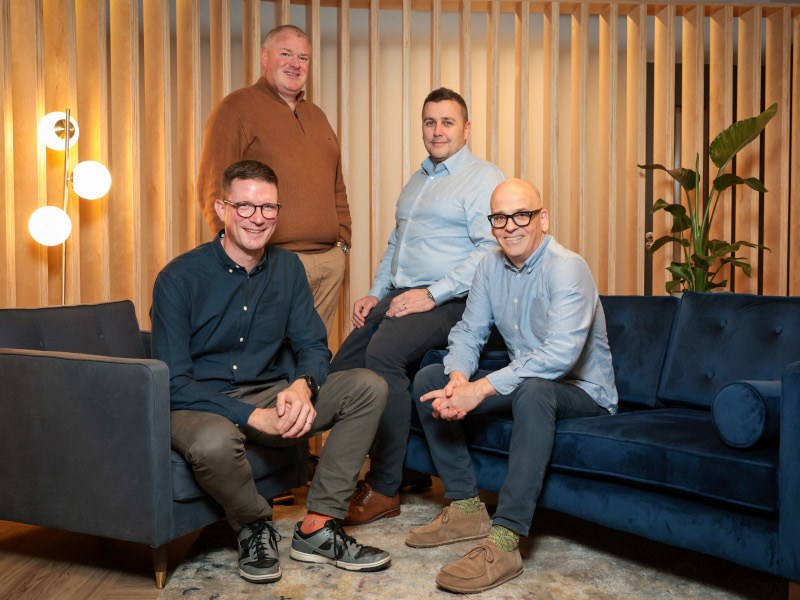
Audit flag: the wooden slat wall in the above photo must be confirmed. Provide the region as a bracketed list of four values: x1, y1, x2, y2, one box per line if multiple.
[2, 2, 799, 327]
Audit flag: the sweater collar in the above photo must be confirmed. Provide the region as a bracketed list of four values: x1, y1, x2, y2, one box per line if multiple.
[255, 76, 305, 108]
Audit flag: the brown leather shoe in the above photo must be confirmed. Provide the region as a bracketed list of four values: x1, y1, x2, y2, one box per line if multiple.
[436, 538, 523, 593]
[405, 504, 491, 548]
[341, 481, 400, 526]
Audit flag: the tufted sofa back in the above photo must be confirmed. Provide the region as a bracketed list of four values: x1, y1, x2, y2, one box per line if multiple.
[0, 300, 147, 359]
[657, 291, 800, 410]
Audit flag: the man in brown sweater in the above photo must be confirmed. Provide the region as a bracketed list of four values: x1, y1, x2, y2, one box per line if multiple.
[197, 25, 351, 334]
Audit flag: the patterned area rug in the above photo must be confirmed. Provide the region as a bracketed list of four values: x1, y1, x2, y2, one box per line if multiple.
[160, 486, 786, 600]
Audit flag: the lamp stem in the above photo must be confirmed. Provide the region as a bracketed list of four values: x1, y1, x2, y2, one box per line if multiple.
[61, 107, 70, 306]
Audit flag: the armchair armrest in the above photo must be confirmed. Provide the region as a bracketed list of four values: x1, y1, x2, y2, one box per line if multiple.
[0, 348, 173, 546]
[778, 360, 800, 578]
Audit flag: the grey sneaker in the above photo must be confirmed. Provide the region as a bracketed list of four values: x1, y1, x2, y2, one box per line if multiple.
[289, 519, 391, 572]
[237, 519, 282, 583]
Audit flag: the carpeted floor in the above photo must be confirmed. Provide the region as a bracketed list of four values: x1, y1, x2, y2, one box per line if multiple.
[160, 483, 787, 600]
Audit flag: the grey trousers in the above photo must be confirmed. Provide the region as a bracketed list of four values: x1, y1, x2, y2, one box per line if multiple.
[412, 363, 607, 536]
[170, 369, 388, 531]
[330, 289, 466, 497]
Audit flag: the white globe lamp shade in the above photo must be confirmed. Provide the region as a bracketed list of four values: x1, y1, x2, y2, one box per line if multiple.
[28, 206, 73, 246]
[38, 112, 79, 150]
[72, 161, 112, 200]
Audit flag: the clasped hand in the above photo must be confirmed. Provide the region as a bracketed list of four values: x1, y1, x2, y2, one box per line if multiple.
[419, 373, 496, 421]
[246, 379, 316, 438]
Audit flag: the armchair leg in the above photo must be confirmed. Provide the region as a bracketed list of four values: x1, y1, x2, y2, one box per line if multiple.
[152, 545, 168, 589]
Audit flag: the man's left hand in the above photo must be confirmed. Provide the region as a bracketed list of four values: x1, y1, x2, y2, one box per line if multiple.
[386, 288, 435, 318]
[419, 378, 497, 420]
[275, 380, 317, 438]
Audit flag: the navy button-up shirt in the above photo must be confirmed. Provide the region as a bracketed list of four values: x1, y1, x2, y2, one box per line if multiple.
[151, 232, 330, 425]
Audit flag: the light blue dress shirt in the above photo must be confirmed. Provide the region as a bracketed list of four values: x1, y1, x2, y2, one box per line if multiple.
[368, 146, 505, 304]
[443, 235, 618, 412]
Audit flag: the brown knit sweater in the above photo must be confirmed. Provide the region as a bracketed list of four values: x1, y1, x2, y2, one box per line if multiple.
[197, 78, 351, 252]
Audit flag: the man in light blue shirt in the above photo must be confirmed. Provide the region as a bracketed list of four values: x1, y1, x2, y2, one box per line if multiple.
[331, 88, 505, 525]
[406, 178, 617, 594]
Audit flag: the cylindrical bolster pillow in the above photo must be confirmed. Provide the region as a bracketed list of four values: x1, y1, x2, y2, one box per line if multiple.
[711, 381, 781, 449]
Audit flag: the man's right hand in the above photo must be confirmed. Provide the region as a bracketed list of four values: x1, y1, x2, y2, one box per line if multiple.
[246, 407, 282, 436]
[352, 295, 379, 328]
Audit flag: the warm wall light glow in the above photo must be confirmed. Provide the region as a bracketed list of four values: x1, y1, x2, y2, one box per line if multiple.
[28, 206, 73, 246]
[72, 161, 112, 200]
[38, 112, 79, 150]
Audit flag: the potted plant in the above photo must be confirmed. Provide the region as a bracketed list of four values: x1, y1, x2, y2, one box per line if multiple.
[639, 102, 777, 294]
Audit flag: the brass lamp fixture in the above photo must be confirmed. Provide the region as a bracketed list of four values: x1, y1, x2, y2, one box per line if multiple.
[29, 108, 111, 304]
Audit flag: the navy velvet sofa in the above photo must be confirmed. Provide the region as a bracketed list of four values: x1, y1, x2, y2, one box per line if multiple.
[404, 291, 800, 592]
[0, 300, 307, 587]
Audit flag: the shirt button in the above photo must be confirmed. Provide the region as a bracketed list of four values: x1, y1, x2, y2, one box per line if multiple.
[514, 325, 519, 330]
[239, 337, 244, 343]
[228, 269, 233, 273]
[513, 298, 518, 304]
[243, 306, 248, 311]
[232, 364, 238, 370]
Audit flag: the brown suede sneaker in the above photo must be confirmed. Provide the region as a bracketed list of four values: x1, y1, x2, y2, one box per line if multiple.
[340, 481, 400, 526]
[436, 538, 523, 593]
[405, 504, 491, 548]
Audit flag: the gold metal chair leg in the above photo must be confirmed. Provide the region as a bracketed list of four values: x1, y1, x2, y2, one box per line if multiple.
[152, 545, 168, 589]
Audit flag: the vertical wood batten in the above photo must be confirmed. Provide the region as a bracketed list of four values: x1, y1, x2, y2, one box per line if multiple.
[108, 0, 138, 308]
[597, 3, 617, 294]
[142, 0, 171, 327]
[542, 1, 559, 235]
[306, 0, 321, 102]
[275, 0, 290, 26]
[402, 0, 410, 183]
[42, 0, 77, 305]
[734, 7, 761, 293]
[75, 0, 108, 303]
[651, 5, 676, 295]
[460, 0, 471, 112]
[791, 16, 800, 296]
[624, 4, 646, 295]
[762, 8, 790, 295]
[209, 0, 231, 108]
[175, 0, 200, 258]
[708, 5, 733, 289]
[486, 0, 499, 165]
[369, 0, 380, 276]
[514, 0, 529, 180]
[10, 0, 47, 307]
[0, 0, 14, 307]
[337, 0, 351, 344]
[569, 3, 588, 257]
[242, 0, 260, 87]
[431, 0, 441, 89]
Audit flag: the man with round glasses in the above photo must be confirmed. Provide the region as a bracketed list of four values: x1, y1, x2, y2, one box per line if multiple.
[153, 160, 391, 585]
[330, 88, 504, 527]
[197, 24, 350, 334]
[407, 178, 617, 593]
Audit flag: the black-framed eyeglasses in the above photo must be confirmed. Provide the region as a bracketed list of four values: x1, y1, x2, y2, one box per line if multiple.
[487, 209, 542, 229]
[223, 199, 282, 219]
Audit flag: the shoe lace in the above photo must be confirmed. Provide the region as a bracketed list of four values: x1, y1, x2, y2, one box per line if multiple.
[327, 521, 361, 559]
[248, 520, 281, 559]
[466, 542, 494, 564]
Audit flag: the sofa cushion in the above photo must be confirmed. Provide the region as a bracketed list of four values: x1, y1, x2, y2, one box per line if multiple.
[658, 291, 800, 409]
[712, 381, 781, 449]
[600, 295, 679, 408]
[0, 300, 146, 359]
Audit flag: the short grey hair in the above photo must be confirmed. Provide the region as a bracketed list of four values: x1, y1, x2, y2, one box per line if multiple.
[262, 25, 309, 50]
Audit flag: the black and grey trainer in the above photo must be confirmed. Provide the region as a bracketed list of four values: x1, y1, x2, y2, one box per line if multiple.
[289, 519, 391, 572]
[237, 519, 282, 583]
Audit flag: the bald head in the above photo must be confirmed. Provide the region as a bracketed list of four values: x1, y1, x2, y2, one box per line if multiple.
[489, 178, 548, 268]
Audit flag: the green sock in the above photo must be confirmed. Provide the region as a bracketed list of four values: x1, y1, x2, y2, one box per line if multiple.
[488, 525, 520, 552]
[452, 496, 482, 514]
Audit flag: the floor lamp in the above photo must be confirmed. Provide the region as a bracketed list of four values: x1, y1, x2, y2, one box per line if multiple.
[29, 108, 111, 305]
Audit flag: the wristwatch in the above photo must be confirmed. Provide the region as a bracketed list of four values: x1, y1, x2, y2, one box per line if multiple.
[426, 289, 436, 305]
[335, 241, 349, 255]
[299, 375, 319, 401]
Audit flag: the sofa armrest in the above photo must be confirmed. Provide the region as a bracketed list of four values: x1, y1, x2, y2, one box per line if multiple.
[779, 360, 800, 578]
[0, 348, 173, 546]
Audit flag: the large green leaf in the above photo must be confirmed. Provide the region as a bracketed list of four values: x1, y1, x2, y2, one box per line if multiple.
[709, 103, 778, 169]
[712, 173, 768, 194]
[639, 163, 698, 192]
[648, 235, 688, 253]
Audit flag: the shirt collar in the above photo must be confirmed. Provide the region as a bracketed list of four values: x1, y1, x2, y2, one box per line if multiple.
[212, 230, 268, 274]
[420, 145, 472, 177]
[502, 234, 552, 273]
[256, 76, 305, 108]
